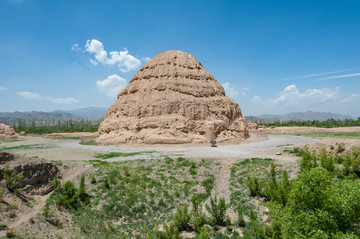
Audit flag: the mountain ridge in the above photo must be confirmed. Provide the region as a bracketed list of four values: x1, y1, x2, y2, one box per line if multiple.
[247, 111, 355, 123]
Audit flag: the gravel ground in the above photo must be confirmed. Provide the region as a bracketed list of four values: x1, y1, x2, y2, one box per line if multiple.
[0, 135, 323, 161]
[50, 134, 323, 160]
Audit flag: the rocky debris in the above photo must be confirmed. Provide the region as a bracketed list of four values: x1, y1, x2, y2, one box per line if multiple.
[0, 152, 60, 195]
[0, 151, 15, 164]
[19, 131, 26, 137]
[45, 132, 98, 138]
[0, 123, 19, 139]
[248, 123, 259, 130]
[97, 50, 249, 145]
[12, 161, 60, 195]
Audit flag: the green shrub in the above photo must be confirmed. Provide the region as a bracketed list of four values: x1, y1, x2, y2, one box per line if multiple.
[91, 175, 96, 184]
[103, 177, 110, 189]
[283, 147, 304, 156]
[5, 231, 16, 238]
[78, 174, 90, 205]
[173, 203, 191, 231]
[55, 181, 79, 209]
[0, 188, 5, 202]
[236, 204, 246, 227]
[4, 164, 23, 192]
[225, 215, 232, 230]
[337, 143, 346, 153]
[198, 226, 210, 239]
[205, 196, 227, 226]
[52, 176, 61, 191]
[246, 176, 261, 196]
[299, 146, 318, 171]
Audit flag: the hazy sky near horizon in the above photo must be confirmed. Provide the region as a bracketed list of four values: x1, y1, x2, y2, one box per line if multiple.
[0, 0, 359, 117]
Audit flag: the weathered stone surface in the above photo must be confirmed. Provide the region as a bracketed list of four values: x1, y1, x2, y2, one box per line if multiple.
[0, 151, 15, 164]
[0, 123, 19, 139]
[97, 50, 249, 144]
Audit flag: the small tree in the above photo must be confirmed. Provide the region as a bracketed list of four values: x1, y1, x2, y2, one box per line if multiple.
[236, 204, 246, 227]
[77, 174, 90, 205]
[205, 196, 227, 226]
[4, 165, 23, 192]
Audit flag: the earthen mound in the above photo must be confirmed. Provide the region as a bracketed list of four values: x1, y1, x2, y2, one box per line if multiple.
[0, 123, 19, 139]
[97, 50, 249, 144]
[0, 153, 60, 195]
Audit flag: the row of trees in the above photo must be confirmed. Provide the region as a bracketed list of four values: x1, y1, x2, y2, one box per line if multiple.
[261, 118, 360, 128]
[13, 119, 101, 134]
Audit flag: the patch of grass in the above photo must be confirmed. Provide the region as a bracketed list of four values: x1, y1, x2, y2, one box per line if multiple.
[276, 144, 294, 147]
[0, 139, 23, 144]
[79, 140, 99, 146]
[0, 224, 7, 230]
[51, 160, 63, 166]
[6, 203, 18, 211]
[230, 158, 278, 216]
[6, 231, 16, 238]
[51, 137, 81, 140]
[283, 147, 304, 157]
[94, 151, 156, 159]
[0, 144, 51, 151]
[70, 157, 214, 237]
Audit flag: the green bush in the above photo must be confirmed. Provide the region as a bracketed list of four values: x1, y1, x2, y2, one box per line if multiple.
[77, 174, 90, 205]
[269, 167, 360, 238]
[205, 196, 227, 226]
[246, 176, 261, 196]
[236, 204, 246, 227]
[173, 203, 191, 231]
[5, 231, 16, 238]
[55, 181, 79, 209]
[337, 142, 346, 153]
[299, 146, 318, 171]
[91, 175, 96, 184]
[3, 165, 23, 192]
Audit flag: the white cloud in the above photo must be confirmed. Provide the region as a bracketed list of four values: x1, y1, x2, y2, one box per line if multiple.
[317, 72, 360, 81]
[0, 86, 7, 91]
[17, 91, 43, 100]
[17, 91, 78, 104]
[89, 58, 98, 66]
[71, 43, 82, 52]
[222, 82, 239, 99]
[141, 57, 151, 62]
[270, 84, 339, 105]
[97, 74, 127, 98]
[284, 69, 353, 81]
[242, 87, 250, 96]
[252, 95, 262, 103]
[85, 39, 142, 72]
[340, 93, 360, 103]
[47, 97, 79, 104]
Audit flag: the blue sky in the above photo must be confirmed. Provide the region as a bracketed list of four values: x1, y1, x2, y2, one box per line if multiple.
[0, 0, 359, 117]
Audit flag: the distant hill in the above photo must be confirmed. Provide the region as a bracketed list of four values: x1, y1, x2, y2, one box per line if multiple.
[0, 107, 106, 126]
[0, 111, 82, 126]
[254, 111, 355, 122]
[244, 116, 278, 124]
[57, 107, 107, 120]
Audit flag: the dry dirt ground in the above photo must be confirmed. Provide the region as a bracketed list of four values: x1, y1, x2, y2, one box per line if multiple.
[0, 126, 359, 238]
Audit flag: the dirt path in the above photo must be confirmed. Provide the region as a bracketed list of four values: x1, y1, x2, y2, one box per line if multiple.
[212, 158, 237, 204]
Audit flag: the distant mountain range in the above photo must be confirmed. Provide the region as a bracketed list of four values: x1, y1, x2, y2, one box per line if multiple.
[245, 111, 356, 123]
[0, 107, 356, 126]
[56, 107, 107, 120]
[0, 107, 107, 126]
